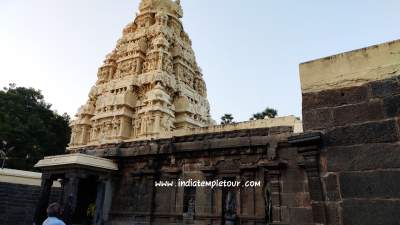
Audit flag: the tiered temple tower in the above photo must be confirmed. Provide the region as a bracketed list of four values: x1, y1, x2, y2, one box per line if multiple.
[69, 0, 212, 147]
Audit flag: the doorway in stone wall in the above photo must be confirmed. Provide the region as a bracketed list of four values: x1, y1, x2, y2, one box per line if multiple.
[71, 175, 98, 225]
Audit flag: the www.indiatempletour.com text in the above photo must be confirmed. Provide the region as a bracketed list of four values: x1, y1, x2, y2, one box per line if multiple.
[155, 179, 262, 188]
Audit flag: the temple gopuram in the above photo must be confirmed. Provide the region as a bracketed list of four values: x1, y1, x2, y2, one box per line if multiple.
[69, 0, 212, 147]
[23, 1, 400, 225]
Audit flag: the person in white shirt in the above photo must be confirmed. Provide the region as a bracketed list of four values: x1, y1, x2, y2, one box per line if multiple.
[42, 202, 66, 225]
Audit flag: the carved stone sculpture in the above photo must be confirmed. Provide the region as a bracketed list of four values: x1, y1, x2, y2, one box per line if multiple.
[225, 190, 237, 225]
[264, 182, 273, 224]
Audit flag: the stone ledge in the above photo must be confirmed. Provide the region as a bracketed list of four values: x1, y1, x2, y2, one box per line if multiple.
[300, 39, 400, 93]
[34, 153, 118, 171]
[0, 168, 61, 187]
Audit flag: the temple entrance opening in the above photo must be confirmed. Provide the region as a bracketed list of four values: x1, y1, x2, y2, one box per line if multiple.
[72, 175, 98, 225]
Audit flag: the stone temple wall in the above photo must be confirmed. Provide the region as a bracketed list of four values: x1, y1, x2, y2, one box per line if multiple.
[0, 169, 61, 225]
[82, 126, 314, 225]
[68, 39, 400, 225]
[299, 39, 400, 225]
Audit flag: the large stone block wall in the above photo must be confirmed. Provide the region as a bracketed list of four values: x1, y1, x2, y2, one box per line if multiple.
[0, 169, 61, 225]
[300, 39, 400, 225]
[82, 127, 314, 225]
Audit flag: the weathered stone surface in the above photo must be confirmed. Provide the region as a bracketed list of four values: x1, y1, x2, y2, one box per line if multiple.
[323, 173, 340, 201]
[311, 202, 327, 224]
[383, 94, 400, 118]
[302, 85, 368, 111]
[83, 127, 309, 225]
[342, 199, 400, 225]
[280, 193, 311, 207]
[288, 207, 314, 224]
[281, 168, 307, 181]
[324, 119, 399, 146]
[281, 180, 308, 194]
[303, 108, 333, 130]
[307, 177, 324, 201]
[0, 182, 60, 225]
[327, 143, 400, 171]
[300, 37, 400, 225]
[340, 171, 400, 199]
[325, 202, 341, 225]
[332, 100, 385, 127]
[370, 76, 400, 98]
[300, 39, 400, 94]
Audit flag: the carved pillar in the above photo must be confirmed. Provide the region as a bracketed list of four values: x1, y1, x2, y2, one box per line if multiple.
[132, 168, 157, 225]
[136, 59, 141, 74]
[300, 146, 326, 224]
[154, 113, 161, 133]
[259, 161, 287, 224]
[239, 166, 257, 218]
[164, 168, 181, 224]
[201, 166, 217, 225]
[269, 170, 281, 223]
[81, 125, 89, 145]
[33, 173, 54, 225]
[289, 132, 326, 225]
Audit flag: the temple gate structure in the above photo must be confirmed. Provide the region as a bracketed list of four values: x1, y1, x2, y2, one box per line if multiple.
[29, 1, 400, 225]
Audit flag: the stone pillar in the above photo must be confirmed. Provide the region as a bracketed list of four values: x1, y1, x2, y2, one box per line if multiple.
[164, 168, 181, 224]
[102, 178, 113, 223]
[62, 173, 81, 225]
[33, 173, 54, 225]
[269, 170, 282, 223]
[200, 167, 217, 225]
[154, 113, 161, 133]
[133, 169, 157, 225]
[94, 176, 109, 225]
[259, 162, 287, 224]
[239, 167, 257, 218]
[299, 146, 326, 224]
[82, 125, 89, 145]
[289, 132, 325, 224]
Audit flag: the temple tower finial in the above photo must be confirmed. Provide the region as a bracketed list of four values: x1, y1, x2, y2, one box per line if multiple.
[139, 0, 183, 18]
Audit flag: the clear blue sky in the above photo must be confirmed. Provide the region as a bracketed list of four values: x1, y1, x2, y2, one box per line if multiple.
[1, 0, 399, 122]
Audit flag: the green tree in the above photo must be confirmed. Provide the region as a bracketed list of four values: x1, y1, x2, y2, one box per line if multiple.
[250, 107, 278, 120]
[0, 84, 71, 171]
[221, 114, 234, 125]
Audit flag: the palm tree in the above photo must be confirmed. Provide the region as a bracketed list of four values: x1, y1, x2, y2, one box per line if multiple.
[221, 114, 234, 125]
[250, 108, 278, 120]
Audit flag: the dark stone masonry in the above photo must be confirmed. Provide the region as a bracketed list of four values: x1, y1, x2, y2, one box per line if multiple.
[0, 182, 60, 225]
[81, 126, 315, 225]
[301, 75, 400, 225]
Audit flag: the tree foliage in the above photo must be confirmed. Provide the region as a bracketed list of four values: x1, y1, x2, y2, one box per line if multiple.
[250, 107, 278, 120]
[0, 84, 71, 171]
[221, 114, 234, 125]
